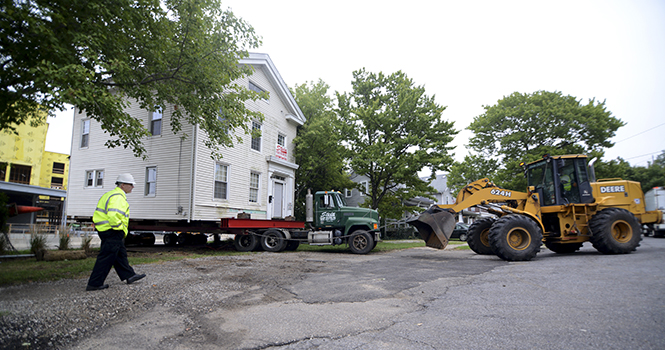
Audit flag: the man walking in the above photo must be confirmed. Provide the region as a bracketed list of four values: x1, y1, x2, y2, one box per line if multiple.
[86, 173, 146, 291]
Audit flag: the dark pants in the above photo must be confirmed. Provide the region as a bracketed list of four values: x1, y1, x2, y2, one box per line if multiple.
[87, 229, 136, 287]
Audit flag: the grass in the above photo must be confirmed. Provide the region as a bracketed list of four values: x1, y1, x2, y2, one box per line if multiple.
[0, 239, 467, 286]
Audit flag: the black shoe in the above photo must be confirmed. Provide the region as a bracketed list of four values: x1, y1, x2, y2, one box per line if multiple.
[86, 284, 109, 291]
[127, 273, 146, 284]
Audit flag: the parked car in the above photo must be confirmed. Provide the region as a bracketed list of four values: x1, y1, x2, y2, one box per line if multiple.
[450, 222, 469, 241]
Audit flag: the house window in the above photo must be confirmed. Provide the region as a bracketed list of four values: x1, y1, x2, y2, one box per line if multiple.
[218, 108, 230, 134]
[276, 133, 287, 160]
[345, 189, 352, 197]
[51, 177, 64, 189]
[9, 164, 31, 184]
[80, 119, 90, 148]
[86, 170, 104, 187]
[248, 81, 268, 102]
[0, 162, 7, 181]
[251, 121, 261, 151]
[214, 163, 228, 199]
[359, 181, 369, 196]
[52, 162, 65, 175]
[150, 107, 162, 136]
[249, 172, 260, 203]
[145, 167, 157, 196]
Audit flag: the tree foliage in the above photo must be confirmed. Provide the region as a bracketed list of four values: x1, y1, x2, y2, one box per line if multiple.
[447, 154, 500, 194]
[292, 80, 355, 220]
[595, 151, 665, 193]
[1, 0, 262, 158]
[337, 69, 457, 218]
[466, 90, 624, 190]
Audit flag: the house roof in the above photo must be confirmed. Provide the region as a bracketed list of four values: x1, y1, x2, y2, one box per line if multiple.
[240, 53, 306, 126]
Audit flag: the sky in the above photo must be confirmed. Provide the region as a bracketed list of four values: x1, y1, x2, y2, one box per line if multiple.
[45, 0, 665, 168]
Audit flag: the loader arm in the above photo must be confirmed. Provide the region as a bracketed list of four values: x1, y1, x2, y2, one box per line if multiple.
[408, 178, 543, 249]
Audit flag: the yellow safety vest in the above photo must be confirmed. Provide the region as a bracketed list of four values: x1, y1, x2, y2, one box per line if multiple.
[92, 187, 130, 237]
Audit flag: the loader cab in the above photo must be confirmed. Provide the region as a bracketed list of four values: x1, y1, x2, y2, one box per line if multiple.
[525, 155, 595, 207]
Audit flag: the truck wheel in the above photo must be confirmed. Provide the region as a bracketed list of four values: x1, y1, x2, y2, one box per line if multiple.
[234, 234, 258, 252]
[489, 215, 542, 261]
[285, 240, 300, 251]
[261, 229, 287, 252]
[349, 230, 374, 254]
[589, 208, 642, 254]
[467, 218, 496, 255]
[163, 233, 178, 246]
[544, 242, 583, 254]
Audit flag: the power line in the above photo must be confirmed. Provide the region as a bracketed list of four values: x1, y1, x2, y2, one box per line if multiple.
[615, 122, 665, 143]
[624, 151, 663, 161]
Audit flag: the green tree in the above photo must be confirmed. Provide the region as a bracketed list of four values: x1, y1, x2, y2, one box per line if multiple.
[467, 91, 624, 190]
[1, 0, 262, 158]
[292, 80, 355, 220]
[337, 69, 457, 218]
[447, 154, 500, 194]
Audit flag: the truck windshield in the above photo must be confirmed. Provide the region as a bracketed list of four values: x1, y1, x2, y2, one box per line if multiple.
[335, 194, 347, 207]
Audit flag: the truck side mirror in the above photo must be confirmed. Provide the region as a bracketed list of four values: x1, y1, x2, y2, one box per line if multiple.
[323, 194, 330, 207]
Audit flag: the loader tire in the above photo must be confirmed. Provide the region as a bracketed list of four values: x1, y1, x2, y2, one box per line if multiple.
[234, 233, 258, 252]
[489, 215, 542, 261]
[544, 242, 583, 254]
[589, 208, 641, 254]
[349, 230, 374, 254]
[261, 229, 287, 252]
[467, 218, 496, 255]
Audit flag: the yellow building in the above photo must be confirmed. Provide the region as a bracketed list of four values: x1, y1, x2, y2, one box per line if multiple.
[0, 116, 69, 190]
[1, 114, 69, 226]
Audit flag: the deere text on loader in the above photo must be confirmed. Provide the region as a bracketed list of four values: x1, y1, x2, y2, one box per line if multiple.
[408, 154, 664, 261]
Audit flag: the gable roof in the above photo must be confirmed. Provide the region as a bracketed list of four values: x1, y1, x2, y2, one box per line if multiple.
[240, 53, 306, 126]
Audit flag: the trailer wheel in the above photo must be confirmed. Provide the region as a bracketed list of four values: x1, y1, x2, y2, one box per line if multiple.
[163, 233, 178, 246]
[544, 242, 583, 254]
[489, 214, 542, 261]
[349, 230, 374, 254]
[234, 234, 258, 252]
[261, 229, 287, 252]
[589, 208, 642, 254]
[467, 218, 496, 255]
[140, 232, 156, 246]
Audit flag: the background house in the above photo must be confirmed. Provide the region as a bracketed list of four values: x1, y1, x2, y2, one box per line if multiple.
[66, 53, 305, 223]
[0, 116, 68, 226]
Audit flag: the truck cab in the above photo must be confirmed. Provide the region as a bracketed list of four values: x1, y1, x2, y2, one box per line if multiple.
[310, 191, 380, 253]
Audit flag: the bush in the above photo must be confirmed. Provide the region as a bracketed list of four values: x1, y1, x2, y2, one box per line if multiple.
[384, 226, 419, 240]
[58, 232, 70, 250]
[0, 233, 9, 255]
[81, 235, 93, 254]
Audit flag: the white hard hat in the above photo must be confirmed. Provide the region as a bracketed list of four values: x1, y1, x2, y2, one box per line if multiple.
[116, 173, 136, 185]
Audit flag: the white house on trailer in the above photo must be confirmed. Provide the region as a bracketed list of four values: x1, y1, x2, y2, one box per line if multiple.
[66, 53, 306, 223]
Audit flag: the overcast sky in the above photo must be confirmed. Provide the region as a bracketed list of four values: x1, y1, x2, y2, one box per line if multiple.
[46, 0, 665, 168]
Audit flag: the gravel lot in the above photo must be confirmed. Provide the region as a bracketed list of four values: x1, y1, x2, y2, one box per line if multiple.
[0, 250, 316, 349]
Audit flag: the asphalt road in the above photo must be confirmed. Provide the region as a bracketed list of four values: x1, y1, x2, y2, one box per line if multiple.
[70, 237, 665, 350]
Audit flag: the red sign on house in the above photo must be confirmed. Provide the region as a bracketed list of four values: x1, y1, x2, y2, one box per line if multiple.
[276, 144, 288, 160]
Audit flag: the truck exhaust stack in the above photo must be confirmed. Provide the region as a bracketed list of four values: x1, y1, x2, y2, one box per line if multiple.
[407, 206, 456, 249]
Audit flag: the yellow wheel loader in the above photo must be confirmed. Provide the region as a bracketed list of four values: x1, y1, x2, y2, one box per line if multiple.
[408, 154, 664, 261]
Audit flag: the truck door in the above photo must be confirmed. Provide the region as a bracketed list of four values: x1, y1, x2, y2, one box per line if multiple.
[316, 193, 340, 228]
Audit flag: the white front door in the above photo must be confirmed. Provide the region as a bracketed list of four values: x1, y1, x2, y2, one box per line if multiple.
[273, 182, 284, 218]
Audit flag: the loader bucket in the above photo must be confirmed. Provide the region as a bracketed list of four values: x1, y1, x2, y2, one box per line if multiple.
[407, 207, 456, 249]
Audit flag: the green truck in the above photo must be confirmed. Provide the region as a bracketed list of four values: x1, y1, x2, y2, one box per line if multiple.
[228, 190, 381, 254]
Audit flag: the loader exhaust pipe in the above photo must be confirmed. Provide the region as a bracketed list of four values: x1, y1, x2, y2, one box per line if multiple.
[406, 206, 456, 249]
